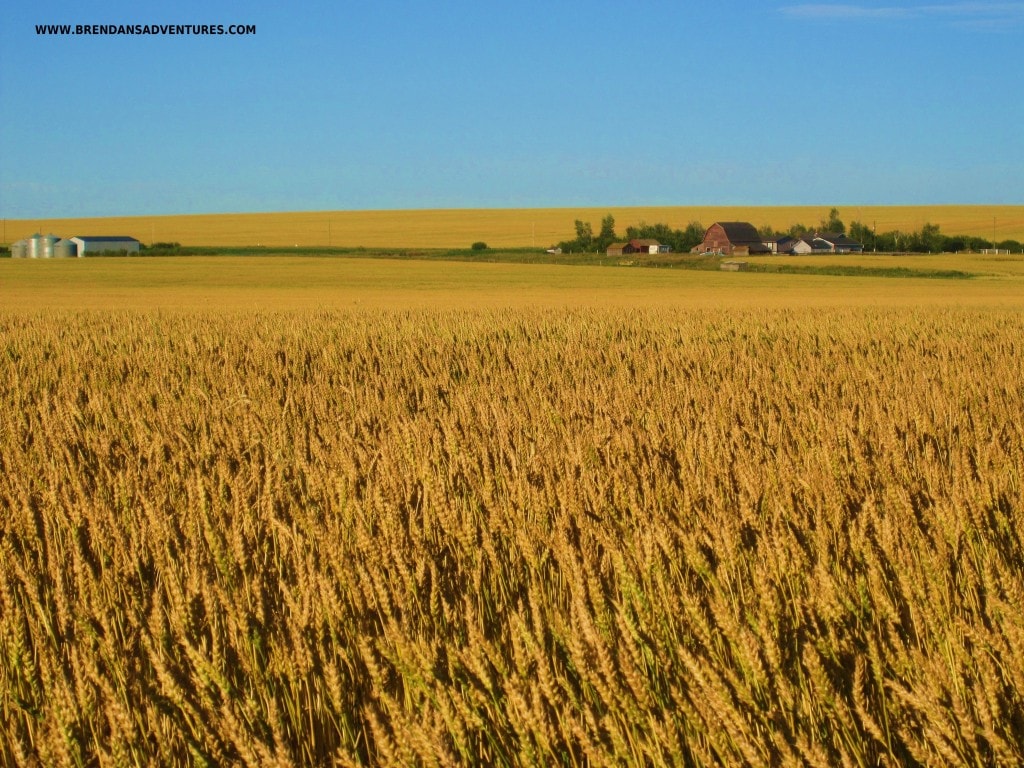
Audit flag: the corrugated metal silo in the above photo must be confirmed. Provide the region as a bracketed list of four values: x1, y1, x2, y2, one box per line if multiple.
[27, 233, 43, 259]
[41, 233, 60, 259]
[11, 240, 28, 258]
[54, 239, 77, 258]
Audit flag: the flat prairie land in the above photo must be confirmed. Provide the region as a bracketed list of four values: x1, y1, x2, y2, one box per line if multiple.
[744, 250, 1024, 279]
[5, 204, 1024, 247]
[2, 253, 1024, 311]
[2, 258, 1022, 765]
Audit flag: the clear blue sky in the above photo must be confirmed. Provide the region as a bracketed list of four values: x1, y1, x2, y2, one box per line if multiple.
[1, 1, 1021, 217]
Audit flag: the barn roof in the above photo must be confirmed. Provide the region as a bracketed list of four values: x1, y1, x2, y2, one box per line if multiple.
[71, 236, 141, 242]
[713, 222, 763, 244]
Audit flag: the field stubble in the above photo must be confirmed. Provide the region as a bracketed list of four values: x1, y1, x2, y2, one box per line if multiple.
[1, 304, 1022, 765]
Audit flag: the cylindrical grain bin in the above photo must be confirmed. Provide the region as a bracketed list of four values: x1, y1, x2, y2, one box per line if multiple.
[27, 233, 43, 259]
[11, 240, 28, 258]
[40, 233, 60, 258]
[54, 239, 77, 258]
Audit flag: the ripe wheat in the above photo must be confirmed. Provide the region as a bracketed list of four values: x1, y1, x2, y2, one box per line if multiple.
[1, 306, 1022, 765]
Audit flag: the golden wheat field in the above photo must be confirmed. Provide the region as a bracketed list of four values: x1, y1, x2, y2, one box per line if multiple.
[2, 260, 1023, 766]
[5, 204, 1024, 248]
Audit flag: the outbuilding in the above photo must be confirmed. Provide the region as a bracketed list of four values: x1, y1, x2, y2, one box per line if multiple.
[763, 235, 798, 254]
[629, 239, 666, 254]
[700, 222, 770, 255]
[812, 232, 864, 253]
[720, 260, 749, 271]
[69, 236, 141, 256]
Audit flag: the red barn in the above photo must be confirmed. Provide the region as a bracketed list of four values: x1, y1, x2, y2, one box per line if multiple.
[699, 222, 770, 255]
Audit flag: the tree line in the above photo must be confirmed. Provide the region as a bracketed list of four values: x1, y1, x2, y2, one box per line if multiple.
[557, 209, 1023, 254]
[556, 216, 706, 254]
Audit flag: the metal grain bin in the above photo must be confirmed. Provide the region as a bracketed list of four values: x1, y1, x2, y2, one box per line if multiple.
[11, 240, 28, 258]
[41, 233, 60, 258]
[54, 239, 77, 258]
[27, 233, 43, 259]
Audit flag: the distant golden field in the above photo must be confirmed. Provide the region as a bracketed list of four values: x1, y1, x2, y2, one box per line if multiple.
[3, 254, 1024, 312]
[5, 204, 1024, 248]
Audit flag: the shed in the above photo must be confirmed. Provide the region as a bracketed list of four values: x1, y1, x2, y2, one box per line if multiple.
[69, 236, 141, 256]
[629, 239, 664, 254]
[720, 260, 749, 271]
[700, 222, 770, 255]
[606, 242, 634, 256]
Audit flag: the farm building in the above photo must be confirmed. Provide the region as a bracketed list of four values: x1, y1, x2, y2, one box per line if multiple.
[785, 233, 865, 254]
[698, 222, 770, 255]
[761, 232, 864, 255]
[791, 238, 815, 255]
[720, 260, 749, 271]
[810, 232, 864, 253]
[69, 236, 141, 256]
[763, 235, 798, 254]
[606, 239, 668, 256]
[631, 239, 668, 254]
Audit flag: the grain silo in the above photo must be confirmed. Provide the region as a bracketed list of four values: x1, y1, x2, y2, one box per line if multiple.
[27, 233, 43, 259]
[54, 239, 77, 258]
[40, 233, 60, 258]
[11, 240, 28, 258]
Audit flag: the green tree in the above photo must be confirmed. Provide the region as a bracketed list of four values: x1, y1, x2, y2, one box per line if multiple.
[848, 221, 875, 251]
[920, 223, 943, 253]
[574, 219, 594, 251]
[820, 208, 845, 234]
[681, 221, 706, 252]
[596, 215, 618, 252]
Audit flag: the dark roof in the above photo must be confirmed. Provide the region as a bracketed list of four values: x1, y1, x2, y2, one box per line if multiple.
[630, 239, 662, 247]
[814, 232, 862, 247]
[71, 236, 141, 242]
[714, 222, 763, 244]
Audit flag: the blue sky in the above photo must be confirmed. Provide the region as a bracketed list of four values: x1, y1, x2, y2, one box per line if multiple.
[1, 0, 1021, 217]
